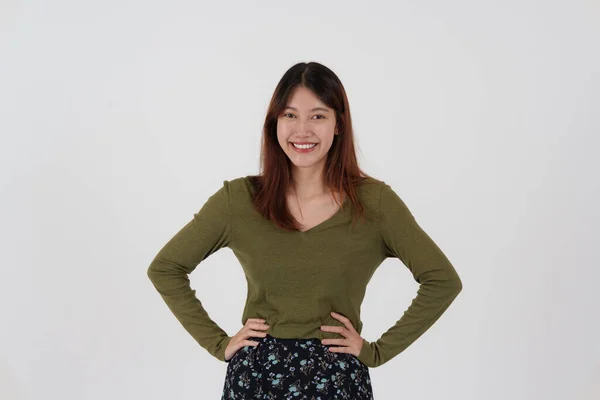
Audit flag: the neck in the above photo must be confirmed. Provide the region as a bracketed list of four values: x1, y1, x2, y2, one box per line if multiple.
[290, 167, 328, 201]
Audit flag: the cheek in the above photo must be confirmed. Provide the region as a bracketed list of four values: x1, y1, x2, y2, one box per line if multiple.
[276, 121, 287, 136]
[317, 131, 336, 146]
[275, 125, 284, 142]
[318, 124, 336, 138]
[276, 130, 288, 147]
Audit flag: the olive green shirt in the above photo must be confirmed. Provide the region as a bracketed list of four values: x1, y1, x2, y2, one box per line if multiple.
[147, 176, 462, 368]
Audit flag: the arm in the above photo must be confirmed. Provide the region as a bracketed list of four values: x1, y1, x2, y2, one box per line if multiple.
[147, 180, 234, 362]
[357, 184, 463, 368]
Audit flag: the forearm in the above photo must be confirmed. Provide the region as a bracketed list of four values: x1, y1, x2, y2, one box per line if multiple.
[358, 271, 462, 368]
[147, 256, 232, 362]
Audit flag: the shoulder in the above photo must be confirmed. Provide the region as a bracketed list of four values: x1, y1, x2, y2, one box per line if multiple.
[218, 175, 258, 211]
[354, 175, 391, 203]
[224, 175, 255, 196]
[355, 177, 411, 220]
[341, 176, 387, 220]
[355, 176, 386, 192]
[359, 176, 404, 196]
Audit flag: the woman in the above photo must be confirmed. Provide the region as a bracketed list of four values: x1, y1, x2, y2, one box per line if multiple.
[147, 61, 463, 399]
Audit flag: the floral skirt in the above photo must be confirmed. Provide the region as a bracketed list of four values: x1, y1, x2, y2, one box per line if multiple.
[221, 334, 373, 400]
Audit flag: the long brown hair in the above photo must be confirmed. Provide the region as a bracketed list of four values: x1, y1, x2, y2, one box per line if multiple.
[249, 61, 376, 232]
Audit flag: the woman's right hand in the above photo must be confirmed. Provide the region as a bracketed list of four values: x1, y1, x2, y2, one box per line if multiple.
[224, 318, 270, 362]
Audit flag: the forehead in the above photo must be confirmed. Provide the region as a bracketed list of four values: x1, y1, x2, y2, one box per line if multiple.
[285, 86, 330, 111]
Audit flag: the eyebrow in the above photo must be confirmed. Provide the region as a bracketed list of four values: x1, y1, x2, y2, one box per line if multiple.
[285, 106, 331, 113]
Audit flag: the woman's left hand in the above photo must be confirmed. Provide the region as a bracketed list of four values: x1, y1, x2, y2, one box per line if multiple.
[320, 311, 364, 357]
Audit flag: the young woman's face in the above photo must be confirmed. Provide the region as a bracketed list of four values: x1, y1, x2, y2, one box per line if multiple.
[277, 86, 337, 173]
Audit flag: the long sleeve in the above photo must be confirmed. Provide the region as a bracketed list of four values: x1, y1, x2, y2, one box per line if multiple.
[147, 180, 234, 363]
[357, 184, 463, 368]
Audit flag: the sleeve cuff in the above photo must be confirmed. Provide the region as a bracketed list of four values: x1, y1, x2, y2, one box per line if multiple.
[357, 337, 376, 368]
[219, 336, 234, 363]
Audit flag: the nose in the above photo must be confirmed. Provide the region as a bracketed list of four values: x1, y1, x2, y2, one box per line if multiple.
[294, 119, 313, 134]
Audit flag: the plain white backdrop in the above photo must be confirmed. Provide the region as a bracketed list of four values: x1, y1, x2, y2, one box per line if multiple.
[1, 0, 598, 399]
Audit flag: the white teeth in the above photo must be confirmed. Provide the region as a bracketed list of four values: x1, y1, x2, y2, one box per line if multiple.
[292, 143, 317, 149]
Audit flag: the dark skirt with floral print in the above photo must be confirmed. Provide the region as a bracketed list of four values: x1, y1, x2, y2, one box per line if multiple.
[221, 334, 373, 400]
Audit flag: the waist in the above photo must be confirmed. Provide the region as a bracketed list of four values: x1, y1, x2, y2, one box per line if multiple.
[242, 298, 364, 337]
[248, 333, 338, 349]
[255, 321, 351, 341]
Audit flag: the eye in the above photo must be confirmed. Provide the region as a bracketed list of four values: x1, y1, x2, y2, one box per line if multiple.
[282, 113, 326, 119]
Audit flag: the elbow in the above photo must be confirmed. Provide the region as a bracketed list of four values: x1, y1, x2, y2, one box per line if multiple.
[146, 258, 162, 284]
[449, 274, 463, 297]
[437, 268, 462, 299]
[147, 263, 157, 284]
[147, 263, 154, 281]
[146, 256, 185, 289]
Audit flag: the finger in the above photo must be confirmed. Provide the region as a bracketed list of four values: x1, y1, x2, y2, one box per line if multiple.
[242, 339, 261, 347]
[331, 312, 356, 332]
[327, 346, 353, 353]
[245, 329, 268, 337]
[248, 322, 270, 330]
[321, 338, 347, 346]
[246, 318, 266, 324]
[321, 325, 346, 335]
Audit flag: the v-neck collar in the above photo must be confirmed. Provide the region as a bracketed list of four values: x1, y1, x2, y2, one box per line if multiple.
[243, 176, 351, 235]
[297, 193, 349, 234]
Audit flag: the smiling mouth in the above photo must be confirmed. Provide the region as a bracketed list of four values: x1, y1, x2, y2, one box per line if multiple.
[291, 142, 318, 149]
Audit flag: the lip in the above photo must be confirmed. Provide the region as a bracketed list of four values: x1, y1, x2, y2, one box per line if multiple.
[290, 142, 318, 153]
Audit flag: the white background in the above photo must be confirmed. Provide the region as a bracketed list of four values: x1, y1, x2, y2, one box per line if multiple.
[1, 1, 598, 399]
